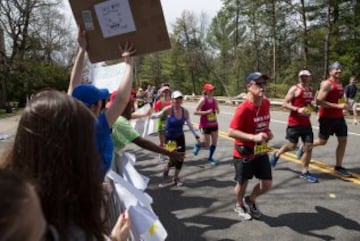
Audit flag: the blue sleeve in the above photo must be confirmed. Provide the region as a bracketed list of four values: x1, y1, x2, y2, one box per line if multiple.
[95, 112, 114, 175]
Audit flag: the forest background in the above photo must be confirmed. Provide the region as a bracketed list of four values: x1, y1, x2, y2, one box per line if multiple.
[1, 0, 360, 110]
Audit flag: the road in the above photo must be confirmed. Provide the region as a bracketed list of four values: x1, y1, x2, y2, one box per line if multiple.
[133, 102, 360, 241]
[1, 102, 359, 240]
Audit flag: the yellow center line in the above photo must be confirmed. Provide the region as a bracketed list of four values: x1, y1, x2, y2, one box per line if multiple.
[194, 123, 360, 185]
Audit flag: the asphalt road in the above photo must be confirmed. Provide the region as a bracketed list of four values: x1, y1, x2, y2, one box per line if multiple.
[130, 102, 360, 241]
[1, 102, 359, 240]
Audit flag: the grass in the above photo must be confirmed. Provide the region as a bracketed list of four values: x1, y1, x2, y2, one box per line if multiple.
[0, 108, 23, 119]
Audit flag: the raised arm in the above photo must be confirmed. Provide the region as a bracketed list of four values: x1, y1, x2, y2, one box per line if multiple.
[105, 42, 136, 126]
[68, 28, 87, 95]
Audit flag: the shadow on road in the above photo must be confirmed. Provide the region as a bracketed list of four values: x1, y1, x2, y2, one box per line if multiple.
[262, 206, 360, 241]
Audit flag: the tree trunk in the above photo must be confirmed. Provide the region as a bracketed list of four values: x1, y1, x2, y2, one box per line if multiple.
[300, 0, 309, 65]
[323, 3, 331, 79]
[0, 26, 6, 108]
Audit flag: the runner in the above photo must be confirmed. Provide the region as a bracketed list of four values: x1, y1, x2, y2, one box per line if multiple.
[269, 69, 318, 183]
[228, 72, 273, 220]
[153, 85, 172, 161]
[193, 83, 220, 165]
[297, 61, 351, 177]
[152, 90, 200, 187]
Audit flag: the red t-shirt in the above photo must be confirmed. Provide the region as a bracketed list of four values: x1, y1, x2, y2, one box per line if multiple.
[154, 99, 171, 112]
[288, 84, 314, 127]
[319, 79, 345, 118]
[229, 98, 271, 158]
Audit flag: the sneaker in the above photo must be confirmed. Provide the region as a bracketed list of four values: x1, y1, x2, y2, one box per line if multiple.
[208, 158, 219, 166]
[193, 144, 200, 156]
[173, 177, 183, 187]
[163, 165, 169, 178]
[300, 171, 318, 183]
[296, 144, 304, 160]
[334, 166, 351, 177]
[159, 154, 165, 162]
[269, 152, 279, 167]
[233, 205, 252, 220]
[244, 196, 261, 219]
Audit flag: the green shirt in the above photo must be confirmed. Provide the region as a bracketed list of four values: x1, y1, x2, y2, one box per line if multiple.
[112, 116, 140, 150]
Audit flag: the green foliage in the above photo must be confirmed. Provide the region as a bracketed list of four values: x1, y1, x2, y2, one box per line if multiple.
[6, 61, 69, 104]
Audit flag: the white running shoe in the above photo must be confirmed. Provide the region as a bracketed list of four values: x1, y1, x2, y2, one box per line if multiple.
[233, 205, 252, 220]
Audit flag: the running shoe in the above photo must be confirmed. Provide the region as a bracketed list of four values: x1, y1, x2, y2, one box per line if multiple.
[296, 144, 304, 160]
[193, 144, 200, 156]
[208, 158, 219, 166]
[233, 205, 252, 220]
[173, 177, 183, 187]
[334, 166, 351, 177]
[269, 152, 279, 167]
[300, 171, 319, 183]
[244, 196, 262, 219]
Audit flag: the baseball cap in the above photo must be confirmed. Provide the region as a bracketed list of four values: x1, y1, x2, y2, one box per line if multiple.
[328, 61, 342, 71]
[72, 84, 110, 106]
[203, 83, 215, 91]
[171, 90, 183, 99]
[298, 70, 312, 77]
[245, 72, 269, 85]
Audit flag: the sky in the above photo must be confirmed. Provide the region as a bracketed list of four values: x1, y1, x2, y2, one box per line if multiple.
[62, 0, 223, 31]
[160, 0, 223, 28]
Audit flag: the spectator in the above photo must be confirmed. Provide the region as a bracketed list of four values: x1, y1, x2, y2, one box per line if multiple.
[1, 90, 130, 241]
[108, 91, 184, 161]
[67, 28, 135, 175]
[344, 76, 358, 125]
[0, 169, 58, 241]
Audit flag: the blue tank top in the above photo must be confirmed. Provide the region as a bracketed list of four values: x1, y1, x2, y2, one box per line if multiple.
[165, 107, 185, 138]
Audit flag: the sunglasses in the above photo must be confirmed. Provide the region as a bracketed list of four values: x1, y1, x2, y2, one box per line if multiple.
[252, 82, 267, 87]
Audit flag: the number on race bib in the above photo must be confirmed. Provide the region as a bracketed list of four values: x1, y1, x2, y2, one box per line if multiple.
[207, 112, 216, 121]
[165, 141, 177, 151]
[254, 142, 268, 155]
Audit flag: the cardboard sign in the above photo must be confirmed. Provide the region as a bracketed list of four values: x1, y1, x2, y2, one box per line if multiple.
[69, 0, 171, 63]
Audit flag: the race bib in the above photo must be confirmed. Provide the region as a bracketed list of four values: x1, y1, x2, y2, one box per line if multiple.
[254, 142, 267, 155]
[160, 119, 166, 127]
[304, 104, 313, 114]
[207, 112, 216, 121]
[338, 97, 346, 104]
[165, 141, 177, 151]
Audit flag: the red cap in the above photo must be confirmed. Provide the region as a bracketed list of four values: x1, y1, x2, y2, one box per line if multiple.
[203, 83, 215, 91]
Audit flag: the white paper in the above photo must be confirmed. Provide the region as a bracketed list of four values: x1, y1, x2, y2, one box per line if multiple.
[107, 170, 153, 209]
[121, 152, 150, 191]
[94, 0, 136, 38]
[128, 204, 168, 241]
[89, 62, 126, 93]
[130, 104, 158, 137]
